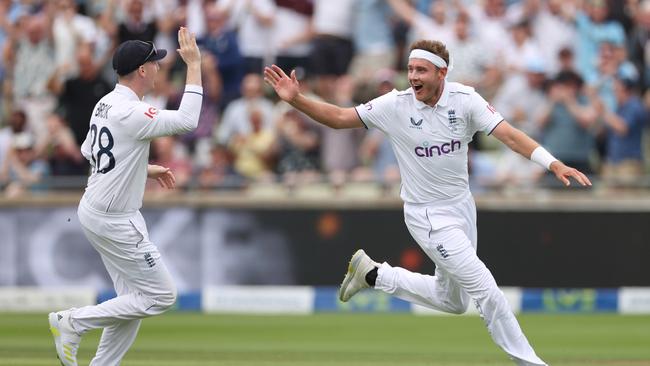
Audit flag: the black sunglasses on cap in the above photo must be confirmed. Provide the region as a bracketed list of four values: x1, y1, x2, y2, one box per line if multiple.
[141, 41, 157, 64]
[112, 40, 168, 76]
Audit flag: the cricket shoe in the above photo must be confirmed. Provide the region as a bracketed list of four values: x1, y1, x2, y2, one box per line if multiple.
[48, 310, 81, 366]
[339, 249, 379, 302]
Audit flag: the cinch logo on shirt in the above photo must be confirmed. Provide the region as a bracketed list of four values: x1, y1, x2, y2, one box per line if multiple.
[414, 139, 461, 157]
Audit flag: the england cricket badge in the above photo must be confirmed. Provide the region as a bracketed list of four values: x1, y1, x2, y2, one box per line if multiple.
[447, 109, 464, 136]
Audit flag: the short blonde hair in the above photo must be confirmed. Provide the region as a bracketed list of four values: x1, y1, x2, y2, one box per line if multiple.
[409, 40, 450, 66]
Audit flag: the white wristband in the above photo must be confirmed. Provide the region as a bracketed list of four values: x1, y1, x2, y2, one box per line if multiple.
[530, 146, 558, 170]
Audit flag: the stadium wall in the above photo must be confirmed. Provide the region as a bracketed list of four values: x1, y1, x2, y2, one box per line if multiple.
[1, 204, 649, 291]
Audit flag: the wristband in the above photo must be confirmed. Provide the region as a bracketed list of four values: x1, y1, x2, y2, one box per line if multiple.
[530, 146, 558, 170]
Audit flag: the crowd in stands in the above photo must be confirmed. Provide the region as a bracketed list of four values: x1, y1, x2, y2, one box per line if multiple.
[0, 0, 649, 197]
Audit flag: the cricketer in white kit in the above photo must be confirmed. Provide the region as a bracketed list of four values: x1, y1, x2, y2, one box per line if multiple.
[48, 27, 203, 366]
[264, 40, 591, 366]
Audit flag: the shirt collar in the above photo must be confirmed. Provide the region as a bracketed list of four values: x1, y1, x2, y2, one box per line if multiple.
[412, 80, 449, 110]
[114, 83, 140, 101]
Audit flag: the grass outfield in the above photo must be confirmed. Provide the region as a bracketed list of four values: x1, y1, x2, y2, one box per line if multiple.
[2, 313, 649, 366]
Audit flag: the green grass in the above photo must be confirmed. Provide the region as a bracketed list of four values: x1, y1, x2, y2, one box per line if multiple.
[2, 313, 650, 365]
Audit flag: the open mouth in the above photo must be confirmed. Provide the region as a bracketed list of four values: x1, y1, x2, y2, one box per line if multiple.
[413, 84, 423, 92]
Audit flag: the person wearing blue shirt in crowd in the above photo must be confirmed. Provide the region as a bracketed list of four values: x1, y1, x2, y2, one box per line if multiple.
[574, 0, 626, 84]
[198, 5, 245, 110]
[538, 71, 599, 176]
[600, 75, 648, 184]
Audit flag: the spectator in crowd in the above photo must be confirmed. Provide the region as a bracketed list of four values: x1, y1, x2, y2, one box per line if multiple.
[491, 57, 549, 188]
[0, 0, 646, 193]
[0, 109, 28, 170]
[358, 129, 400, 185]
[537, 70, 598, 175]
[117, 0, 157, 43]
[465, 0, 509, 72]
[628, 0, 650, 92]
[556, 46, 577, 74]
[3, 13, 57, 145]
[272, 0, 313, 75]
[199, 4, 245, 109]
[573, 0, 626, 84]
[493, 57, 548, 139]
[53, 44, 112, 147]
[0, 1, 11, 112]
[0, 122, 10, 168]
[51, 0, 98, 80]
[588, 41, 638, 116]
[0, 132, 49, 197]
[197, 143, 241, 189]
[446, 11, 492, 88]
[275, 108, 320, 184]
[388, 0, 454, 47]
[38, 113, 85, 176]
[502, 20, 542, 78]
[529, 0, 576, 76]
[310, 0, 355, 78]
[178, 0, 208, 38]
[349, 0, 395, 82]
[216, 73, 273, 145]
[0, 0, 27, 58]
[599, 76, 648, 185]
[217, 0, 276, 75]
[228, 107, 276, 181]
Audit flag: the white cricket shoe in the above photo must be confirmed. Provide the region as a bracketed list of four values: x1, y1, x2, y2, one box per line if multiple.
[339, 249, 379, 302]
[48, 310, 81, 366]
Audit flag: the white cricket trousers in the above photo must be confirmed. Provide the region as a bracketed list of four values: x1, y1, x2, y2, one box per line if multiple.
[375, 192, 547, 366]
[70, 200, 177, 366]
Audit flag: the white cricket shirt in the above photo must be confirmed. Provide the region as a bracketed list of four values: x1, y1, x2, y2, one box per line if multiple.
[80, 84, 203, 214]
[355, 82, 503, 204]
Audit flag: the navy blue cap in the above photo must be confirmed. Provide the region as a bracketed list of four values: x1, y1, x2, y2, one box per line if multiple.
[112, 40, 167, 76]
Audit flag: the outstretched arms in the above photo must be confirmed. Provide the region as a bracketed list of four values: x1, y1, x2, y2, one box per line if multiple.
[263, 65, 364, 130]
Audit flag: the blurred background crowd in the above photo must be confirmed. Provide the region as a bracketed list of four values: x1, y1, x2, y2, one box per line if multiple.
[0, 0, 649, 197]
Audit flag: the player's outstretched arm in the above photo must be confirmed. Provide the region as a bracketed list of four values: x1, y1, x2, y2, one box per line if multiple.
[491, 120, 592, 187]
[147, 164, 176, 189]
[263, 65, 363, 130]
[130, 26, 204, 141]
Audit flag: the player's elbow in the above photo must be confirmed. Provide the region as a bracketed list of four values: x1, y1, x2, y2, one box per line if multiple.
[156, 285, 178, 311]
[179, 112, 200, 133]
[447, 303, 469, 315]
[330, 109, 357, 130]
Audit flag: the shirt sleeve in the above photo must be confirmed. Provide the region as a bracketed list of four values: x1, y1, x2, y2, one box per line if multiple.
[467, 90, 504, 135]
[354, 90, 398, 133]
[123, 85, 204, 140]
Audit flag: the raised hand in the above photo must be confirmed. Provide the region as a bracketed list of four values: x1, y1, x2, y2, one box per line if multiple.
[177, 26, 200, 68]
[264, 65, 300, 103]
[550, 161, 592, 187]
